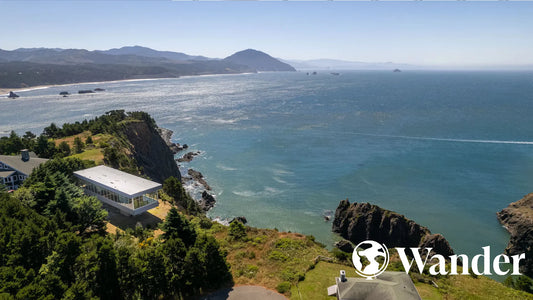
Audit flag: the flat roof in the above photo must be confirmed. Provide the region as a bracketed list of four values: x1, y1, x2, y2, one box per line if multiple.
[73, 165, 162, 197]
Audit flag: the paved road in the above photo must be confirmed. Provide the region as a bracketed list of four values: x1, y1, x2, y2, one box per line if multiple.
[201, 285, 288, 300]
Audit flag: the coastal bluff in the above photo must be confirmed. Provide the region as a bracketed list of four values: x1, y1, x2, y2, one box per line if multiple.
[497, 193, 533, 277]
[121, 120, 181, 183]
[332, 199, 454, 257]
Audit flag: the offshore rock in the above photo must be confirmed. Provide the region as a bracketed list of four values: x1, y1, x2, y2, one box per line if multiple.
[497, 193, 533, 277]
[177, 151, 200, 162]
[200, 191, 216, 211]
[332, 199, 454, 257]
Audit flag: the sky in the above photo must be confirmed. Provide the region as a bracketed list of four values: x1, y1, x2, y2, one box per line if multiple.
[1, 1, 533, 68]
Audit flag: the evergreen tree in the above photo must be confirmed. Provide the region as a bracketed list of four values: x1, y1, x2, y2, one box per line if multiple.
[58, 141, 71, 157]
[161, 208, 197, 247]
[73, 137, 84, 154]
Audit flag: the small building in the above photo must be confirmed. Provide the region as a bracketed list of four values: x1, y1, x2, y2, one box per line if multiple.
[73, 165, 161, 216]
[0, 150, 48, 190]
[327, 271, 421, 300]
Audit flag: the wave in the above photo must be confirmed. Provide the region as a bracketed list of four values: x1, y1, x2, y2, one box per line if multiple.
[346, 132, 533, 145]
[216, 164, 238, 171]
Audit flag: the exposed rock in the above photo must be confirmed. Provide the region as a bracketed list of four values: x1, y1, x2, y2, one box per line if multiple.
[78, 89, 94, 94]
[177, 151, 200, 162]
[187, 169, 211, 190]
[230, 216, 248, 225]
[332, 199, 454, 257]
[8, 91, 19, 98]
[420, 234, 455, 258]
[121, 120, 181, 183]
[157, 127, 184, 154]
[200, 191, 216, 211]
[335, 240, 354, 253]
[497, 193, 533, 277]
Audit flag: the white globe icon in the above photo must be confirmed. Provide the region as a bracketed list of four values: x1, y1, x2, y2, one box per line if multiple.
[352, 240, 390, 280]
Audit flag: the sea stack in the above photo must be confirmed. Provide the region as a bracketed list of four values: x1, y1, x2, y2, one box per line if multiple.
[332, 199, 454, 257]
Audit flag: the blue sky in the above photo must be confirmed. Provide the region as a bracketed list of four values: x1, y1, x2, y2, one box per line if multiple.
[1, 1, 533, 67]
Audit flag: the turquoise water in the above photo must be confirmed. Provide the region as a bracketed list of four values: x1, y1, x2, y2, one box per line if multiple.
[2, 71, 533, 261]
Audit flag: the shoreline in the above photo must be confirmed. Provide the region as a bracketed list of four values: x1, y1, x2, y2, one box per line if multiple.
[0, 77, 177, 96]
[0, 72, 257, 96]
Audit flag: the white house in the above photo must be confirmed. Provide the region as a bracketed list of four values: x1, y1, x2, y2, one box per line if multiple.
[73, 165, 161, 216]
[0, 149, 48, 190]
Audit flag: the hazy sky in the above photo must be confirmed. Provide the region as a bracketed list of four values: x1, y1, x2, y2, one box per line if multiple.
[2, 1, 533, 67]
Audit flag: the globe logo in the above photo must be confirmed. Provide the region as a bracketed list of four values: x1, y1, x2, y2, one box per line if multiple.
[352, 240, 390, 280]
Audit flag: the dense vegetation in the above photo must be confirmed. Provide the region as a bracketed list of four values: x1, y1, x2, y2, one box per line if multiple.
[0, 158, 232, 299]
[0, 110, 155, 175]
[0, 60, 251, 89]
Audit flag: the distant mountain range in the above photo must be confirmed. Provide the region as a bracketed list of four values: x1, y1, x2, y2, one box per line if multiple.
[0, 47, 296, 88]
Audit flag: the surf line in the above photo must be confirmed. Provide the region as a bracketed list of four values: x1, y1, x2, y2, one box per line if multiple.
[345, 132, 533, 145]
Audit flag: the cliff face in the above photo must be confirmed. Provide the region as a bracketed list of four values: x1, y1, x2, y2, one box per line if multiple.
[121, 120, 181, 183]
[332, 199, 454, 256]
[497, 193, 533, 277]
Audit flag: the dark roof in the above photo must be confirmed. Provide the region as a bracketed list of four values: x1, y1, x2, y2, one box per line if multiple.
[0, 154, 48, 176]
[336, 272, 421, 300]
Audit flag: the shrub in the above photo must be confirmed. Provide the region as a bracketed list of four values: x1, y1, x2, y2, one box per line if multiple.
[332, 248, 349, 261]
[276, 281, 291, 294]
[228, 221, 247, 240]
[268, 250, 288, 262]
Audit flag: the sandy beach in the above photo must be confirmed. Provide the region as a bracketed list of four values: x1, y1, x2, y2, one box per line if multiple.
[0, 77, 176, 96]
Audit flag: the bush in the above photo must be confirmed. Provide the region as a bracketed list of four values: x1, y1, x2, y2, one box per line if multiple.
[268, 250, 288, 262]
[276, 281, 291, 294]
[332, 248, 349, 261]
[228, 221, 247, 240]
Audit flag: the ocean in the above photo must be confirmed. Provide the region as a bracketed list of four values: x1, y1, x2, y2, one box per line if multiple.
[2, 71, 533, 262]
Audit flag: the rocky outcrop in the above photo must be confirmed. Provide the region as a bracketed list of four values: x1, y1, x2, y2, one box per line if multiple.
[230, 216, 248, 225]
[157, 127, 184, 154]
[335, 240, 355, 253]
[177, 151, 200, 162]
[497, 193, 533, 277]
[187, 169, 211, 190]
[200, 191, 216, 211]
[121, 120, 181, 183]
[332, 199, 454, 257]
[8, 91, 19, 98]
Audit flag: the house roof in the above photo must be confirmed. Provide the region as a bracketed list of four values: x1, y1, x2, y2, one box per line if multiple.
[0, 171, 16, 178]
[0, 154, 48, 176]
[73, 165, 162, 198]
[336, 272, 421, 300]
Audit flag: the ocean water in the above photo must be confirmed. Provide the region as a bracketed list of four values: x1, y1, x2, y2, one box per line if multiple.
[2, 71, 533, 262]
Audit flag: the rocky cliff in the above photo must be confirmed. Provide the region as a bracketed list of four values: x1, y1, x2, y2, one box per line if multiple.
[332, 199, 454, 257]
[121, 120, 181, 183]
[497, 193, 533, 277]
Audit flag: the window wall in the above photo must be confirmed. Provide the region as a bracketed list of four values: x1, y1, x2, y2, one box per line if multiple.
[81, 181, 158, 211]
